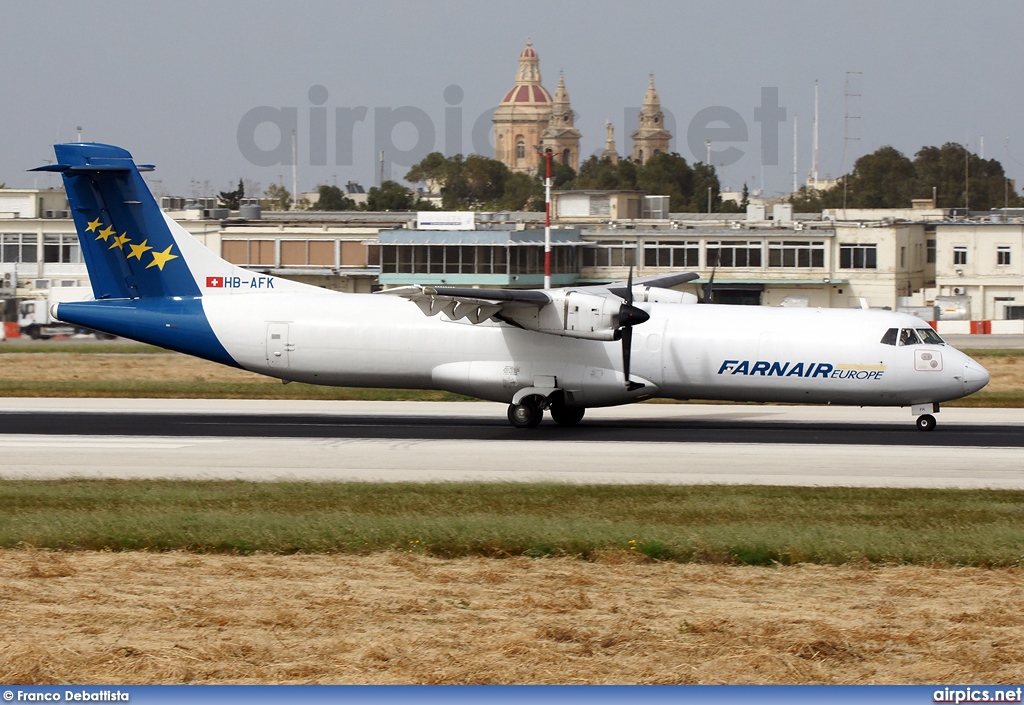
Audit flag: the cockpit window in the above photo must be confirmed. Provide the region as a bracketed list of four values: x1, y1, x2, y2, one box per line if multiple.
[917, 328, 945, 345]
[899, 328, 921, 346]
[880, 328, 898, 346]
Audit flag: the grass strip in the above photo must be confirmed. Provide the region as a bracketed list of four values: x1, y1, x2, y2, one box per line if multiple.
[960, 348, 1024, 358]
[944, 391, 1024, 407]
[1, 481, 1021, 566]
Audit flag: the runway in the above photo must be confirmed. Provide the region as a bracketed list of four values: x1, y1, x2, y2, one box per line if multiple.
[0, 399, 1022, 488]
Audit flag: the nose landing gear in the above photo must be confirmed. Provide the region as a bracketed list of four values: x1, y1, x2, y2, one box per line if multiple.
[912, 402, 939, 432]
[915, 414, 936, 432]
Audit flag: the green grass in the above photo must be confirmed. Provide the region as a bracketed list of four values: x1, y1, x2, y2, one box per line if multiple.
[961, 349, 1024, 358]
[946, 391, 1024, 407]
[1, 481, 1021, 566]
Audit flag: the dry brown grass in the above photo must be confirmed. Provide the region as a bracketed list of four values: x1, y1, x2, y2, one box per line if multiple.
[984, 355, 1024, 393]
[1, 550, 1022, 684]
[0, 353, 263, 384]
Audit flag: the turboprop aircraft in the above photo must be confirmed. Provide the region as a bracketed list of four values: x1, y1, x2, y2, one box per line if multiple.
[35, 143, 990, 431]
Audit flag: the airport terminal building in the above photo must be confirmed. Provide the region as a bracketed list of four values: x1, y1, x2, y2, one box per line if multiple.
[2, 187, 1023, 336]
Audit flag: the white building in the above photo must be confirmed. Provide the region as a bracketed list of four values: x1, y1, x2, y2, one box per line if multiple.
[3, 187, 1022, 334]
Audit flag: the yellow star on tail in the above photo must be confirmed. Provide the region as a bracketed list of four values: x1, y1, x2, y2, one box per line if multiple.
[109, 232, 132, 250]
[127, 239, 153, 261]
[86, 218, 102, 233]
[95, 225, 115, 242]
[146, 245, 178, 270]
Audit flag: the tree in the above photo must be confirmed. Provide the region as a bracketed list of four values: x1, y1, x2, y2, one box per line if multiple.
[311, 184, 356, 211]
[498, 171, 541, 211]
[576, 156, 637, 190]
[405, 153, 522, 209]
[636, 152, 694, 212]
[405, 151, 449, 194]
[841, 146, 916, 208]
[217, 178, 244, 210]
[740, 182, 750, 210]
[366, 180, 417, 210]
[263, 184, 291, 211]
[690, 162, 722, 213]
[913, 143, 1022, 210]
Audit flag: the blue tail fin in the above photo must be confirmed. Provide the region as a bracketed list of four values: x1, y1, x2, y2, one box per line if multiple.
[33, 143, 199, 300]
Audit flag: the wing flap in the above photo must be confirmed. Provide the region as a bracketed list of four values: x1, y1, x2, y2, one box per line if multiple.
[377, 285, 549, 326]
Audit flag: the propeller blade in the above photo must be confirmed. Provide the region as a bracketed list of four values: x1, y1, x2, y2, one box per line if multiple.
[621, 265, 645, 391]
[701, 255, 719, 304]
[622, 325, 632, 384]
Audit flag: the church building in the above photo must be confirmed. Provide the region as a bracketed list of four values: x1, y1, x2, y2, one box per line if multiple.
[493, 42, 673, 173]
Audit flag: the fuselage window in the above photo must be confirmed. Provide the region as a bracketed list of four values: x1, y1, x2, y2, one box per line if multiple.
[880, 328, 898, 346]
[899, 328, 921, 346]
[916, 328, 945, 345]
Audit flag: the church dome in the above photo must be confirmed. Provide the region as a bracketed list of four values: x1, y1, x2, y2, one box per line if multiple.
[499, 40, 551, 106]
[501, 84, 552, 105]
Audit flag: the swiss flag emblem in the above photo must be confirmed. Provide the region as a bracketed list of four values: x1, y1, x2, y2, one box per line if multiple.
[206, 276, 224, 288]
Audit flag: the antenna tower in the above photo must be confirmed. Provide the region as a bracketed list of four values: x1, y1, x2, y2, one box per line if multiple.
[841, 71, 862, 212]
[792, 113, 798, 193]
[812, 80, 819, 190]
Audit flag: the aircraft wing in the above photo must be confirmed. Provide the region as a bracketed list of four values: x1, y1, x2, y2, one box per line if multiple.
[377, 285, 550, 324]
[604, 271, 699, 298]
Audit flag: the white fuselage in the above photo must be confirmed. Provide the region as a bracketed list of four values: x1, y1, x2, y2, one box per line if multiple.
[202, 290, 986, 409]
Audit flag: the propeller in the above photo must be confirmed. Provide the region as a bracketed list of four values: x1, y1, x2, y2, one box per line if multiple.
[617, 266, 650, 391]
[700, 254, 719, 304]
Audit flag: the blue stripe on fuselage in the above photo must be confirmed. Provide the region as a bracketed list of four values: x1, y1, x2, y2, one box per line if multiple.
[56, 298, 238, 367]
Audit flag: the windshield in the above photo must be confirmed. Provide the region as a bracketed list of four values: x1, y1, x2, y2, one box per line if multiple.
[899, 328, 921, 346]
[916, 328, 945, 345]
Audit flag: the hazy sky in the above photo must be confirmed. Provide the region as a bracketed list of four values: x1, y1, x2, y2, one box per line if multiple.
[3, 0, 1024, 200]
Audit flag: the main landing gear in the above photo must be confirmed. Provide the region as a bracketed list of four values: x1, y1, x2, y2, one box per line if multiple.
[507, 393, 586, 429]
[916, 414, 936, 432]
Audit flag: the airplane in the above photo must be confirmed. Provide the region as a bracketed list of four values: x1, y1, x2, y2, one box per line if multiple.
[34, 142, 990, 432]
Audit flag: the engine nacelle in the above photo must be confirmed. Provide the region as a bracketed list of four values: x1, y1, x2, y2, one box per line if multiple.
[507, 290, 638, 341]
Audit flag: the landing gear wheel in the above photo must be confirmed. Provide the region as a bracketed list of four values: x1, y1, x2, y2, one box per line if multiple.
[549, 401, 585, 426]
[916, 414, 936, 432]
[508, 397, 543, 429]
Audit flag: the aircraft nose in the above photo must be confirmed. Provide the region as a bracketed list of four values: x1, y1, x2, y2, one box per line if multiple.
[963, 359, 990, 395]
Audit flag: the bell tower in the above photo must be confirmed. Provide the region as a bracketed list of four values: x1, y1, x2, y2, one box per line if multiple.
[540, 73, 582, 171]
[631, 75, 672, 164]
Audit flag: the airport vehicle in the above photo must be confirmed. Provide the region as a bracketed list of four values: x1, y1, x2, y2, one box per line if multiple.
[36, 143, 989, 430]
[18, 287, 101, 339]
